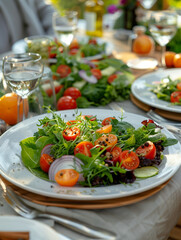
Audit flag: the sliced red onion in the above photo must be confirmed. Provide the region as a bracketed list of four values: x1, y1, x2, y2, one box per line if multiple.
[79, 70, 97, 84]
[48, 155, 84, 182]
[41, 144, 54, 157]
[82, 59, 96, 68]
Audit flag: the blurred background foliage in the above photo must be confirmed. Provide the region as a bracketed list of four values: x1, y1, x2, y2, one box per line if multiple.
[50, 0, 118, 18]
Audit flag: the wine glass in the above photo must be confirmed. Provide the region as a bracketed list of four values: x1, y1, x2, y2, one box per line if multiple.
[2, 53, 44, 122]
[52, 11, 78, 54]
[139, 0, 157, 10]
[149, 10, 178, 67]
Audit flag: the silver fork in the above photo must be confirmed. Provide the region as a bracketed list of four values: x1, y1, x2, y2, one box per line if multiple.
[0, 178, 116, 240]
[147, 110, 181, 127]
[146, 110, 181, 139]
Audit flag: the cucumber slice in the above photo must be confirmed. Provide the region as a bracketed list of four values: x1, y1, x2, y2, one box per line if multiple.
[134, 166, 159, 179]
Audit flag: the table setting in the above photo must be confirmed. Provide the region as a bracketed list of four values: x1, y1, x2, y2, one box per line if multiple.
[1, 3, 181, 240]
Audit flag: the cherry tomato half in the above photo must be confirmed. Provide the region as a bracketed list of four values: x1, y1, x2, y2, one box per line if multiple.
[119, 150, 140, 170]
[136, 141, 156, 160]
[55, 169, 79, 187]
[57, 96, 77, 110]
[40, 154, 54, 173]
[63, 126, 80, 141]
[96, 125, 112, 134]
[95, 134, 117, 151]
[109, 146, 122, 162]
[107, 74, 118, 84]
[177, 82, 181, 90]
[102, 117, 116, 126]
[69, 48, 79, 55]
[69, 39, 80, 49]
[74, 141, 94, 157]
[46, 85, 63, 97]
[48, 46, 57, 58]
[81, 115, 97, 121]
[88, 39, 97, 45]
[66, 120, 78, 125]
[90, 69, 102, 80]
[63, 87, 81, 100]
[56, 65, 71, 78]
[170, 91, 181, 103]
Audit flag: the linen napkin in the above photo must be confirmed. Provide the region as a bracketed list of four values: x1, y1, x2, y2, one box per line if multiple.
[21, 171, 181, 240]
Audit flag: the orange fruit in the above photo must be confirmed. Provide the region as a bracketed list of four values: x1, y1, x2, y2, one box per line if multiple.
[165, 51, 176, 68]
[132, 35, 154, 55]
[0, 92, 29, 125]
[173, 53, 181, 68]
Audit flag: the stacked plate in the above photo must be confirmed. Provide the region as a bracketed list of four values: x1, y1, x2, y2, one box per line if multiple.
[0, 109, 180, 209]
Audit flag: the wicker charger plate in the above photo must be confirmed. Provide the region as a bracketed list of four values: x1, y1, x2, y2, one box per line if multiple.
[1, 175, 170, 209]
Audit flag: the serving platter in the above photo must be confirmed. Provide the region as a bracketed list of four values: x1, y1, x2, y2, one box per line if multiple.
[131, 68, 181, 113]
[0, 109, 180, 201]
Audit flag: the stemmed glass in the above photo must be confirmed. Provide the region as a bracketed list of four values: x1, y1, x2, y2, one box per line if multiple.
[149, 11, 178, 67]
[52, 11, 78, 54]
[2, 53, 44, 122]
[139, 0, 157, 10]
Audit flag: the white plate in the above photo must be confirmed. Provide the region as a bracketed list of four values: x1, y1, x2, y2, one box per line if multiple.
[127, 57, 158, 70]
[12, 36, 114, 61]
[0, 216, 62, 240]
[131, 68, 181, 113]
[0, 109, 180, 201]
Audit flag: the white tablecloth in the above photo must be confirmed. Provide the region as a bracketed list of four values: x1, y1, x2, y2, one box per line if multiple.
[1, 101, 181, 240]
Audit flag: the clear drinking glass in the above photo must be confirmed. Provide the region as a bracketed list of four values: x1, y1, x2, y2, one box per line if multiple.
[52, 11, 78, 54]
[2, 53, 44, 122]
[139, 0, 157, 10]
[149, 10, 178, 67]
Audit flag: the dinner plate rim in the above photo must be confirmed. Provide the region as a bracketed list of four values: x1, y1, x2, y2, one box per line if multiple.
[131, 68, 181, 113]
[0, 109, 180, 201]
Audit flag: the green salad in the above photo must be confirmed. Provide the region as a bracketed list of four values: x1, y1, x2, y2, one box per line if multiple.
[149, 76, 181, 105]
[20, 111, 177, 188]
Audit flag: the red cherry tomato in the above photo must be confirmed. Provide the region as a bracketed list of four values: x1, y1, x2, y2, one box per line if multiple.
[102, 117, 115, 126]
[63, 126, 80, 141]
[176, 82, 181, 90]
[63, 87, 81, 100]
[95, 134, 118, 151]
[46, 85, 64, 97]
[119, 150, 140, 170]
[88, 39, 97, 45]
[107, 74, 118, 84]
[96, 125, 112, 134]
[170, 91, 181, 103]
[55, 169, 79, 187]
[109, 146, 122, 162]
[141, 119, 154, 126]
[69, 48, 79, 55]
[90, 69, 102, 80]
[136, 141, 156, 160]
[48, 46, 57, 58]
[69, 39, 80, 49]
[40, 154, 54, 173]
[74, 141, 94, 157]
[56, 65, 71, 78]
[57, 96, 77, 110]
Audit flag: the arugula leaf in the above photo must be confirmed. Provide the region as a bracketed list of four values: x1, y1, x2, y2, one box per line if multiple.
[20, 137, 40, 168]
